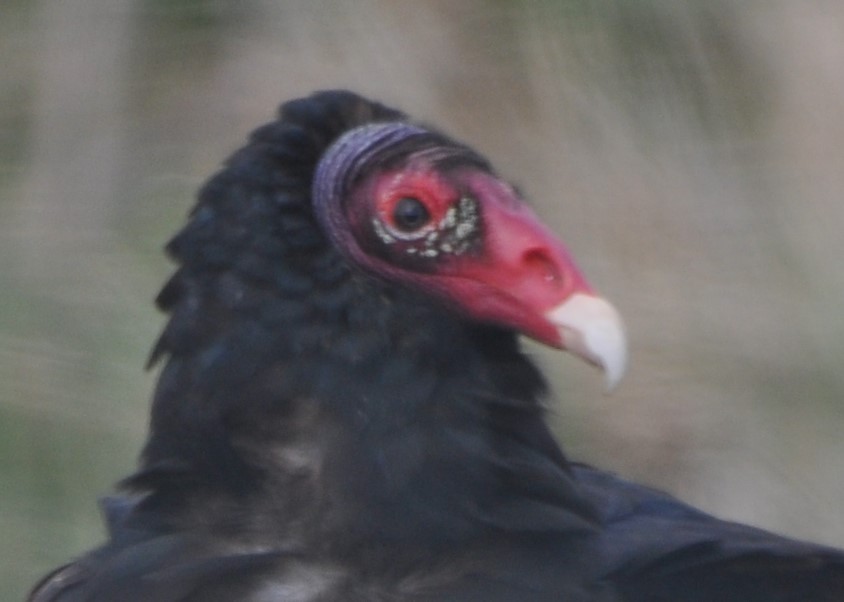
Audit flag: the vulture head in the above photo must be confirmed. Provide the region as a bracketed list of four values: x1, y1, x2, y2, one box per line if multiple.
[312, 119, 626, 388]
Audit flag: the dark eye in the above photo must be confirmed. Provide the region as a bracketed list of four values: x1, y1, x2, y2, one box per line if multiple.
[392, 197, 431, 232]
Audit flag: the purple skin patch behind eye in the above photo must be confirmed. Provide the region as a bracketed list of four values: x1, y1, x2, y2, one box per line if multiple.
[312, 122, 480, 267]
[312, 122, 430, 250]
[310, 121, 486, 305]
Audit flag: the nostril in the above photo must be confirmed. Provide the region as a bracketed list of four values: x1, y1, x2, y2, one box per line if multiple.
[523, 248, 563, 287]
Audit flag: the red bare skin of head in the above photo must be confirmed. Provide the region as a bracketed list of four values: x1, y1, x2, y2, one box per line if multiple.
[346, 164, 592, 346]
[322, 147, 626, 389]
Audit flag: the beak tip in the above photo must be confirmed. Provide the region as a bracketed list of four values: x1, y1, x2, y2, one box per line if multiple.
[546, 294, 628, 392]
[602, 352, 626, 393]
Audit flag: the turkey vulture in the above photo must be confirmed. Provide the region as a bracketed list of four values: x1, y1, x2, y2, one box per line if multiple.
[30, 91, 844, 601]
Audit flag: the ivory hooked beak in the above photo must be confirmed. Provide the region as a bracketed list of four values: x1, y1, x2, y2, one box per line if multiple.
[546, 293, 628, 391]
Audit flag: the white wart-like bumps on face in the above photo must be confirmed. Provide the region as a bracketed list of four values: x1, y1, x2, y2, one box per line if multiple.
[372, 195, 480, 259]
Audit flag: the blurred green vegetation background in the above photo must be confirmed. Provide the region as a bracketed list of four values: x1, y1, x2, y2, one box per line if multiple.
[2, 1, 844, 599]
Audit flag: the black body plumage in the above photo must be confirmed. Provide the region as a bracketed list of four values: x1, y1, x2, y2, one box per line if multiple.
[30, 91, 844, 601]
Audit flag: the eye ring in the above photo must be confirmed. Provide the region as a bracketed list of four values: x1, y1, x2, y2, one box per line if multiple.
[392, 197, 431, 233]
